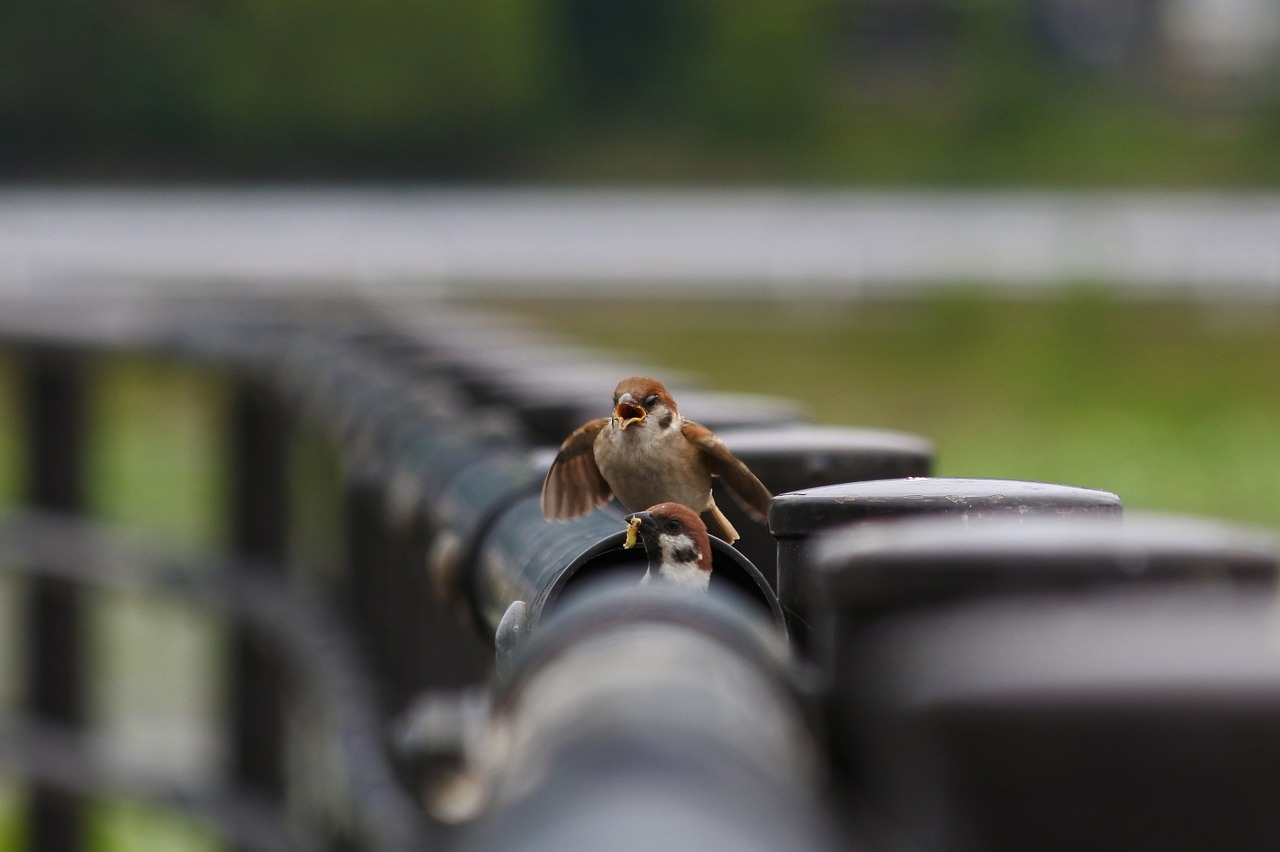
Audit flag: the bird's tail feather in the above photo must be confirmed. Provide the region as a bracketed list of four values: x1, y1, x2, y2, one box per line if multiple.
[702, 503, 740, 544]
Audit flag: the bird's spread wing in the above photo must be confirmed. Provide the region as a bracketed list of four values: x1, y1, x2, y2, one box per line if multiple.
[682, 420, 773, 522]
[541, 418, 612, 520]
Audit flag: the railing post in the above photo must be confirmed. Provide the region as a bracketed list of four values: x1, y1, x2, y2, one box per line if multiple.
[22, 347, 88, 852]
[770, 477, 1123, 649]
[342, 472, 400, 703]
[226, 378, 290, 814]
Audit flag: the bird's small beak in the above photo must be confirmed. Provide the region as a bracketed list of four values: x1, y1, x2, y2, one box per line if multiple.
[623, 513, 650, 549]
[614, 393, 647, 430]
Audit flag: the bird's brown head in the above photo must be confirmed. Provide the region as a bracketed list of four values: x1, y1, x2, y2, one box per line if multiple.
[623, 502, 713, 588]
[612, 376, 677, 431]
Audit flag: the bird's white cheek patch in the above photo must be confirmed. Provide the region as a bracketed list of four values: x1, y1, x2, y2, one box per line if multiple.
[657, 534, 710, 590]
[659, 534, 700, 565]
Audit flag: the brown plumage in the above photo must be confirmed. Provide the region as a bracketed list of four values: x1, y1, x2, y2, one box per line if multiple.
[540, 376, 772, 543]
[624, 503, 714, 590]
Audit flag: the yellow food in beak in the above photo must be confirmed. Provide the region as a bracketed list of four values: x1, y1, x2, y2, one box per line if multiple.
[615, 402, 647, 430]
[624, 516, 642, 549]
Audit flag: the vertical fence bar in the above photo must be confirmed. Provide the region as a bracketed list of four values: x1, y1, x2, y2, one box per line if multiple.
[342, 474, 399, 705]
[226, 378, 290, 815]
[22, 347, 88, 851]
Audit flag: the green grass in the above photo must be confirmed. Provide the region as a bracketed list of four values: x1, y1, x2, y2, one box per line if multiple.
[86, 356, 230, 547]
[486, 290, 1280, 528]
[89, 801, 219, 852]
[0, 795, 218, 852]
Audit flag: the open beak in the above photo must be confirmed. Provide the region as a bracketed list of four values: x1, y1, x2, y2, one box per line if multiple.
[614, 393, 647, 430]
[623, 512, 651, 549]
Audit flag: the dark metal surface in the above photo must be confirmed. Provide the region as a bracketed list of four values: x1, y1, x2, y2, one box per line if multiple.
[469, 493, 786, 645]
[426, 451, 540, 611]
[465, 581, 835, 852]
[813, 513, 1280, 806]
[21, 347, 89, 852]
[851, 586, 1280, 851]
[810, 512, 1274, 612]
[770, 477, 1123, 646]
[718, 425, 934, 583]
[227, 379, 291, 813]
[770, 476, 1123, 537]
[808, 512, 1278, 677]
[344, 474, 405, 704]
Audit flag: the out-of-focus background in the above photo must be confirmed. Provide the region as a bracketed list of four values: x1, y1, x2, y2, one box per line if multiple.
[5, 0, 1280, 184]
[5, 0, 1275, 519]
[2, 1, 1279, 848]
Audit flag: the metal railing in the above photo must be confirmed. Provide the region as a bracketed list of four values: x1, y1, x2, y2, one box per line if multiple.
[3, 293, 1279, 851]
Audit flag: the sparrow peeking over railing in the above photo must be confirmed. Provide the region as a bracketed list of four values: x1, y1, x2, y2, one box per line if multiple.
[623, 502, 715, 591]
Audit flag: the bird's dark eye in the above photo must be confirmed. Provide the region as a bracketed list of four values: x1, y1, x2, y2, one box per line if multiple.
[644, 394, 658, 407]
[665, 518, 682, 532]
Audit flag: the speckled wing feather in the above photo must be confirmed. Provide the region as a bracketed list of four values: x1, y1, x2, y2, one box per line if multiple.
[541, 418, 612, 520]
[682, 419, 773, 522]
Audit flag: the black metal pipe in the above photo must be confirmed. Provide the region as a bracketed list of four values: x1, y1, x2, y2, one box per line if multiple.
[718, 425, 934, 584]
[466, 493, 786, 648]
[343, 469, 404, 704]
[342, 457, 497, 706]
[425, 451, 540, 614]
[226, 378, 290, 809]
[850, 578, 1280, 850]
[21, 346, 88, 852]
[810, 513, 1279, 799]
[770, 477, 1123, 648]
[346, 426, 526, 694]
[461, 581, 837, 852]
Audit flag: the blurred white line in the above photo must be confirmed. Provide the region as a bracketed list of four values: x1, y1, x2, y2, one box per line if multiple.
[1, 187, 1278, 298]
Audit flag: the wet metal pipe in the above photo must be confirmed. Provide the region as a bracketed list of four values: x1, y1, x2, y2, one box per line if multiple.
[340, 431, 519, 700]
[465, 492, 786, 648]
[850, 583, 1280, 851]
[770, 477, 1123, 647]
[718, 425, 934, 583]
[809, 514, 1280, 792]
[459, 582, 836, 852]
[22, 347, 89, 852]
[226, 379, 290, 820]
[426, 451, 540, 614]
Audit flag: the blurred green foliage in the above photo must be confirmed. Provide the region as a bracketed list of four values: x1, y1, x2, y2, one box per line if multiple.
[1, 0, 557, 176]
[4, 0, 1279, 183]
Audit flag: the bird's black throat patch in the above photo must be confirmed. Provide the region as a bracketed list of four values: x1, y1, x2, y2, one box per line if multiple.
[669, 544, 699, 565]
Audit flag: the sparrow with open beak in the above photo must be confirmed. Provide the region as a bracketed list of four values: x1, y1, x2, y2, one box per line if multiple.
[623, 502, 714, 591]
[540, 375, 772, 543]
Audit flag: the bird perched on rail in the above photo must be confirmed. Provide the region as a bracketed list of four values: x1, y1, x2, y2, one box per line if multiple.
[540, 375, 772, 543]
[623, 503, 714, 591]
